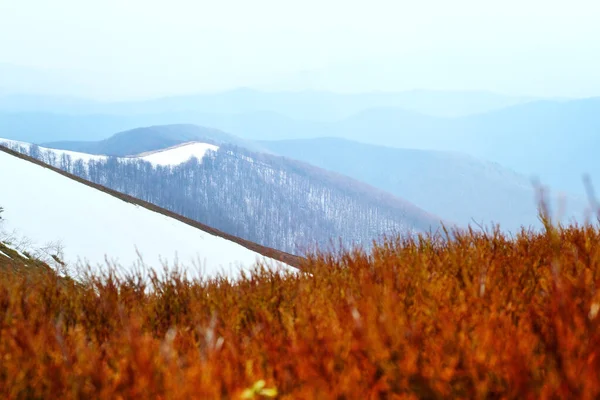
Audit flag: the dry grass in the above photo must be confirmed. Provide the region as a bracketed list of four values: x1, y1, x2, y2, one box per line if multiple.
[2, 215, 600, 399]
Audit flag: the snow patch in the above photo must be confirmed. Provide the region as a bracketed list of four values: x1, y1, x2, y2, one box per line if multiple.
[0, 138, 30, 149]
[0, 138, 106, 168]
[48, 148, 106, 163]
[2, 242, 29, 259]
[135, 142, 219, 167]
[0, 138, 218, 168]
[0, 250, 11, 259]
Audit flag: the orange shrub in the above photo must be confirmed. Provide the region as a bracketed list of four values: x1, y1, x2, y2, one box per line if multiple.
[2, 221, 600, 399]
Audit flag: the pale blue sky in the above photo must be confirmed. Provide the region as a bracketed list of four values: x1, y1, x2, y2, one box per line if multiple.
[1, 0, 599, 99]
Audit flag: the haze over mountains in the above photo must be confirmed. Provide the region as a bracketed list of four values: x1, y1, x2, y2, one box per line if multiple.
[259, 137, 588, 232]
[178, 98, 598, 195]
[2, 90, 597, 195]
[0, 88, 537, 119]
[1, 85, 597, 256]
[0, 89, 538, 143]
[43, 124, 589, 232]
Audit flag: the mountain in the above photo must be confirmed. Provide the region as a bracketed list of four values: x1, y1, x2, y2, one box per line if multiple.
[192, 98, 600, 195]
[5, 96, 597, 195]
[0, 88, 532, 143]
[0, 146, 298, 279]
[103, 89, 536, 119]
[121, 98, 596, 196]
[453, 99, 600, 194]
[259, 137, 589, 233]
[0, 109, 319, 144]
[2, 138, 444, 254]
[0, 88, 535, 119]
[42, 124, 268, 155]
[350, 100, 600, 195]
[0, 112, 277, 145]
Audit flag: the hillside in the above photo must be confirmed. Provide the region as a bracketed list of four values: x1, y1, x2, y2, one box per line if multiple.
[0, 138, 216, 167]
[2, 139, 444, 254]
[216, 98, 599, 195]
[260, 137, 589, 232]
[0, 146, 298, 279]
[0, 240, 57, 276]
[42, 124, 267, 155]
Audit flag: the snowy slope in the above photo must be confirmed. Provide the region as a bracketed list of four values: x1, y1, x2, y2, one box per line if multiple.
[0, 138, 105, 163]
[0, 139, 217, 167]
[134, 142, 219, 166]
[0, 149, 292, 279]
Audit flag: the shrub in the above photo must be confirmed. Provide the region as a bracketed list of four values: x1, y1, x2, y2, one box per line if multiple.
[2, 222, 600, 398]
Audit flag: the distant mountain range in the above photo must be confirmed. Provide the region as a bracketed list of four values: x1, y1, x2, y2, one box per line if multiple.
[0, 88, 536, 119]
[20, 122, 592, 234]
[259, 137, 589, 232]
[2, 90, 598, 199]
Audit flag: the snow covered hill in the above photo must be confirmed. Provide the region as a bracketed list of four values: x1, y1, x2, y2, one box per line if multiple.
[41, 124, 269, 155]
[1, 136, 444, 254]
[133, 142, 219, 166]
[0, 139, 218, 167]
[0, 147, 295, 279]
[0, 138, 105, 163]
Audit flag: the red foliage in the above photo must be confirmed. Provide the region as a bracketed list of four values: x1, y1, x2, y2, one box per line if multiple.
[2, 223, 600, 398]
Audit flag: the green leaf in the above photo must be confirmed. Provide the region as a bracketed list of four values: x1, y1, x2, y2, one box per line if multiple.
[253, 380, 266, 391]
[259, 388, 278, 397]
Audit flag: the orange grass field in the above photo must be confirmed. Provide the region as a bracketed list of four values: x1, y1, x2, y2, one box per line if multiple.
[2, 215, 600, 399]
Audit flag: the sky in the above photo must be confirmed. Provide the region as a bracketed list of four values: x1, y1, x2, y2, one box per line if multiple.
[1, 0, 600, 99]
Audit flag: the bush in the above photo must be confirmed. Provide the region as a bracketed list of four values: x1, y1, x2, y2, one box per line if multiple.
[2, 221, 600, 398]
